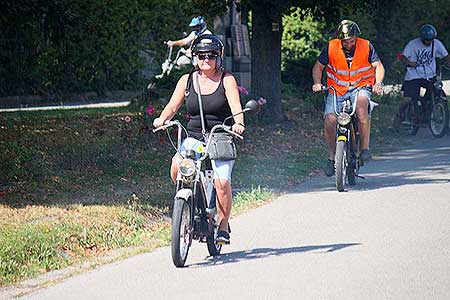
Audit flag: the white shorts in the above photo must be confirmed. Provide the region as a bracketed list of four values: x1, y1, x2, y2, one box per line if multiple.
[175, 137, 235, 181]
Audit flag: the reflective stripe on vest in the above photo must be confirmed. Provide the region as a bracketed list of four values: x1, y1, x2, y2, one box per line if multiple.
[326, 38, 375, 95]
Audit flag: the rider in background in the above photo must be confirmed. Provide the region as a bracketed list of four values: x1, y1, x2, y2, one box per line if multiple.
[312, 20, 385, 176]
[153, 35, 244, 244]
[400, 24, 450, 122]
[166, 16, 212, 59]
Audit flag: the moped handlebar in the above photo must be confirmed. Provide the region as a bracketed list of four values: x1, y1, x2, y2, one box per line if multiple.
[152, 120, 179, 133]
[316, 85, 372, 116]
[152, 120, 243, 161]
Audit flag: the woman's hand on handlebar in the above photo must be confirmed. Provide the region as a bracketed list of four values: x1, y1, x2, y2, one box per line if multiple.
[232, 123, 245, 135]
[153, 117, 165, 128]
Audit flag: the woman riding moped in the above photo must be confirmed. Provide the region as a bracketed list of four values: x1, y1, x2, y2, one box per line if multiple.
[153, 34, 244, 244]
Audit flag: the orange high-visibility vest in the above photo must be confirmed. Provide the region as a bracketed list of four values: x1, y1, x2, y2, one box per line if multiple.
[326, 38, 375, 95]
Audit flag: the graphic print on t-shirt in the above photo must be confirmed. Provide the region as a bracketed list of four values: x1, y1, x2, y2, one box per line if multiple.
[416, 48, 433, 66]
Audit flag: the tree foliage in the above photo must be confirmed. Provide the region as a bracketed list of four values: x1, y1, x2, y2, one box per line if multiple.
[0, 0, 227, 97]
[2, 0, 450, 99]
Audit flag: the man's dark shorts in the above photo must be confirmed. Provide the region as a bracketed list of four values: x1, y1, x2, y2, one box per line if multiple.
[402, 78, 433, 99]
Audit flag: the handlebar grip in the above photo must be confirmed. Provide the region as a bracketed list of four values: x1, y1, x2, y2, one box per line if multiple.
[152, 121, 177, 133]
[224, 127, 244, 140]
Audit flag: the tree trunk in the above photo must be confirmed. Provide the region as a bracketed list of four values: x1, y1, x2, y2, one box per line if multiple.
[251, 4, 285, 122]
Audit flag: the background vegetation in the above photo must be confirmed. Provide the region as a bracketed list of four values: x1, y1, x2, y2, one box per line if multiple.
[1, 0, 449, 98]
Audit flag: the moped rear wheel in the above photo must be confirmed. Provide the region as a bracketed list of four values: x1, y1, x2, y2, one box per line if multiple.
[171, 198, 191, 267]
[335, 140, 346, 192]
[347, 159, 357, 186]
[430, 100, 449, 138]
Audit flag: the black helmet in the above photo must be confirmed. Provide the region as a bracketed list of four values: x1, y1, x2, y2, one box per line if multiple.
[336, 20, 361, 40]
[420, 24, 437, 41]
[191, 34, 223, 56]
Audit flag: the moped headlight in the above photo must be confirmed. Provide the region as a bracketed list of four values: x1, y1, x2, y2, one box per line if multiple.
[337, 112, 351, 126]
[179, 159, 195, 177]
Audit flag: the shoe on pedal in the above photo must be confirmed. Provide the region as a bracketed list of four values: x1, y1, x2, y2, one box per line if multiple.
[360, 149, 372, 163]
[217, 230, 230, 245]
[324, 159, 335, 177]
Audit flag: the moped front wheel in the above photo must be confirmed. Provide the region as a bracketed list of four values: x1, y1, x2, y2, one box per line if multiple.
[430, 100, 449, 138]
[206, 225, 222, 256]
[335, 140, 346, 192]
[171, 198, 191, 267]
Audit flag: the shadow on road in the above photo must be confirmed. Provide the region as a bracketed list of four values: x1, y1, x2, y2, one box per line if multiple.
[291, 136, 450, 193]
[188, 243, 361, 268]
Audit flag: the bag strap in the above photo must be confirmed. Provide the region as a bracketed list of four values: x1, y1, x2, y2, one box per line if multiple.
[193, 71, 207, 139]
[431, 40, 434, 59]
[184, 71, 194, 97]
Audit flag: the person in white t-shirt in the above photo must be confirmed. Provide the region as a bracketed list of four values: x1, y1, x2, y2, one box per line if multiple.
[166, 16, 212, 59]
[400, 24, 450, 121]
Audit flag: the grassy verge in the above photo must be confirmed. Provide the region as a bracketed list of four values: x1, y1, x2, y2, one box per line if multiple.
[0, 84, 407, 286]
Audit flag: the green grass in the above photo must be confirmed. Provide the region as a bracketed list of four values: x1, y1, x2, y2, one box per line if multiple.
[233, 187, 274, 215]
[0, 204, 166, 286]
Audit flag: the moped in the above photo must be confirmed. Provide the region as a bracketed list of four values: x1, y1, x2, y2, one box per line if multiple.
[153, 100, 258, 267]
[322, 86, 372, 192]
[393, 65, 449, 137]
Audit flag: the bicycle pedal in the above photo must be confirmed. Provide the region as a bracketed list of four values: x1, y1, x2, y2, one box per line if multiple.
[356, 175, 365, 179]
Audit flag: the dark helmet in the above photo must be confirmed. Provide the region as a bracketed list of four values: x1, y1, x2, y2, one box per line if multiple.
[191, 34, 223, 56]
[336, 20, 361, 40]
[420, 24, 437, 41]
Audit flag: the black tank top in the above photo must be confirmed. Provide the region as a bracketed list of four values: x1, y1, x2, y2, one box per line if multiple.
[185, 72, 232, 139]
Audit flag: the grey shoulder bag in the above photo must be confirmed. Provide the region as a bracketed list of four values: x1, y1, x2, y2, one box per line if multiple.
[193, 72, 236, 161]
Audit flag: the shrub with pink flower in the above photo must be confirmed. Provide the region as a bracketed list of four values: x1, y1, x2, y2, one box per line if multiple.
[237, 86, 268, 108]
[237, 85, 249, 95]
[146, 105, 155, 116]
[258, 97, 267, 106]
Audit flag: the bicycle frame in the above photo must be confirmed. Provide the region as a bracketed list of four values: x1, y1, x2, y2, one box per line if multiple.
[155, 46, 189, 79]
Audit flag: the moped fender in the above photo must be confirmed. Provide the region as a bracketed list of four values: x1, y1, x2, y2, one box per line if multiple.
[337, 135, 347, 142]
[175, 188, 193, 202]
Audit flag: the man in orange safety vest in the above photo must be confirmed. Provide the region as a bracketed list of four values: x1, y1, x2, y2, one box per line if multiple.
[312, 20, 385, 176]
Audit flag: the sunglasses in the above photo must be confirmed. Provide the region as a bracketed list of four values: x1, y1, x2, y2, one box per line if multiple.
[196, 53, 218, 60]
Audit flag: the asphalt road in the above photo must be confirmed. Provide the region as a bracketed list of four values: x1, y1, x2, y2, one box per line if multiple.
[4, 131, 450, 300]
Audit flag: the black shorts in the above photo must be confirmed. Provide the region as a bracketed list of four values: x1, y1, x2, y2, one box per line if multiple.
[401, 78, 433, 99]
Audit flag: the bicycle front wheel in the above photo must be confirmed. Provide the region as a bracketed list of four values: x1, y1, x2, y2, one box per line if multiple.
[335, 140, 346, 192]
